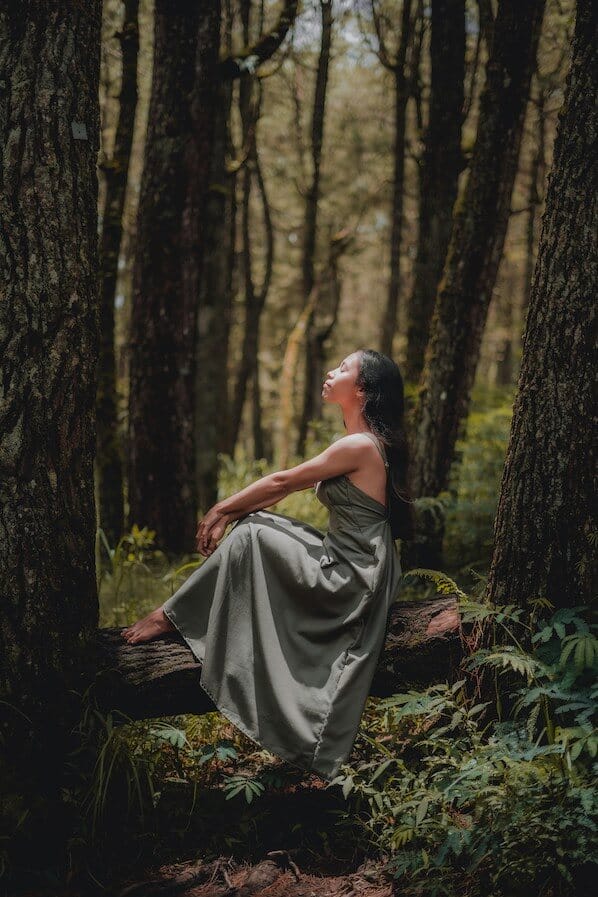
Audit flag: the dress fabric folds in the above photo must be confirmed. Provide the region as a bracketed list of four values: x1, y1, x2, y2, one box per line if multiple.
[162, 433, 403, 782]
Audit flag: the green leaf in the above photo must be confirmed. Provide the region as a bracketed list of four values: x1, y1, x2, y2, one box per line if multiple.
[370, 758, 393, 783]
[342, 776, 354, 799]
[416, 798, 429, 826]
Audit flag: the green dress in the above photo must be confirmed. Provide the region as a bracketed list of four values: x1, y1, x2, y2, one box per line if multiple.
[162, 432, 403, 782]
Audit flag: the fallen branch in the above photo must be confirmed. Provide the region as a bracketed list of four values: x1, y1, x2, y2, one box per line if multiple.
[90, 597, 461, 720]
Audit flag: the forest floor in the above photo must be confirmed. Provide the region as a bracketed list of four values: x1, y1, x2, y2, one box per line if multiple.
[6, 769, 398, 897]
[112, 854, 394, 897]
[105, 770, 396, 897]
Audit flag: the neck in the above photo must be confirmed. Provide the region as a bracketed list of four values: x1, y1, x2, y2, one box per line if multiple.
[342, 405, 370, 434]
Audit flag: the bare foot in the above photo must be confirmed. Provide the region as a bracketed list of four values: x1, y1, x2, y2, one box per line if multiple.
[121, 608, 175, 645]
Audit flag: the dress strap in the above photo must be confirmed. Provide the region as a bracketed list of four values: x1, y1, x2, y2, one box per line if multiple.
[361, 432, 391, 519]
[361, 431, 389, 468]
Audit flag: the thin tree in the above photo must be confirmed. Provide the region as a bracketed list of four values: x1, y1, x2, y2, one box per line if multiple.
[369, 0, 420, 359]
[194, 3, 236, 516]
[0, 0, 102, 868]
[405, 0, 465, 384]
[410, 0, 545, 506]
[487, 0, 597, 610]
[97, 0, 139, 548]
[195, 0, 298, 513]
[227, 0, 275, 459]
[296, 0, 334, 457]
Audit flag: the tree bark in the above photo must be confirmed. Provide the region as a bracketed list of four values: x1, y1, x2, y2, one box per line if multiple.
[378, 0, 414, 358]
[250, 150, 274, 462]
[296, 0, 333, 458]
[0, 0, 101, 864]
[405, 0, 465, 383]
[410, 0, 545, 507]
[522, 85, 547, 320]
[195, 77, 236, 515]
[305, 229, 351, 439]
[127, 1, 220, 553]
[97, 0, 139, 548]
[487, 0, 597, 610]
[227, 1, 274, 460]
[91, 597, 462, 720]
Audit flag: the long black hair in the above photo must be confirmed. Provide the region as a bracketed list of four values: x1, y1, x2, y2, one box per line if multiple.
[354, 348, 416, 542]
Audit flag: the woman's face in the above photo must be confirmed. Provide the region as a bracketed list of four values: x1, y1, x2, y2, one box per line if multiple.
[322, 351, 363, 405]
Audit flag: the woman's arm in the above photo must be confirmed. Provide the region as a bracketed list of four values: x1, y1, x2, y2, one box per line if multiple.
[214, 433, 369, 523]
[214, 473, 286, 525]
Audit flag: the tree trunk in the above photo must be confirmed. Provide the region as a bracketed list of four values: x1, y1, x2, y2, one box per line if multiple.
[296, 0, 333, 458]
[97, 0, 139, 548]
[250, 151, 274, 462]
[91, 596, 462, 720]
[522, 85, 547, 320]
[305, 229, 351, 434]
[487, 0, 597, 610]
[0, 0, 101, 868]
[227, 2, 274, 459]
[127, 1, 220, 553]
[410, 0, 545, 507]
[197, 0, 298, 505]
[379, 0, 413, 358]
[493, 291, 514, 387]
[279, 285, 322, 470]
[405, 0, 465, 383]
[195, 77, 236, 515]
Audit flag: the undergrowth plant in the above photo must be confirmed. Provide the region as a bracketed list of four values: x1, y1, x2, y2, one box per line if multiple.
[443, 393, 514, 571]
[329, 572, 597, 897]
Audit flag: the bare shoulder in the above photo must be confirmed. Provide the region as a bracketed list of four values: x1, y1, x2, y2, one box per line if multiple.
[276, 432, 381, 494]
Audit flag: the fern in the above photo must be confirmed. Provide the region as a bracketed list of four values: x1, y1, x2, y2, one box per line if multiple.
[560, 633, 598, 674]
[466, 647, 540, 681]
[402, 568, 468, 601]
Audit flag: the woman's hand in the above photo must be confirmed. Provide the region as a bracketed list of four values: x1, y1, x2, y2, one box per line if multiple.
[196, 507, 231, 556]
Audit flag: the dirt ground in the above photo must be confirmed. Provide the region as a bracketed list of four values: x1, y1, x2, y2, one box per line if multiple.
[114, 854, 395, 897]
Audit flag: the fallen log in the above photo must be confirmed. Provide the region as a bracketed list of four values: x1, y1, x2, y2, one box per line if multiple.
[89, 597, 462, 721]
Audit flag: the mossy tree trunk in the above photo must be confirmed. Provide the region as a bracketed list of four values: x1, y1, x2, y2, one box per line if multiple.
[405, 0, 465, 384]
[487, 0, 597, 610]
[408, 0, 545, 566]
[97, 0, 139, 548]
[0, 0, 101, 869]
[127, 1, 221, 553]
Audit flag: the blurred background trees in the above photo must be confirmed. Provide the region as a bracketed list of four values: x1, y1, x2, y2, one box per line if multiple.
[96, 0, 575, 562]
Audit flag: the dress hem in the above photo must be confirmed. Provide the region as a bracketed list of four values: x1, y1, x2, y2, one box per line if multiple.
[162, 605, 339, 784]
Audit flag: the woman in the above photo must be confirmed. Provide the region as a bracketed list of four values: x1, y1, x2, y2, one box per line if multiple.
[121, 348, 415, 781]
